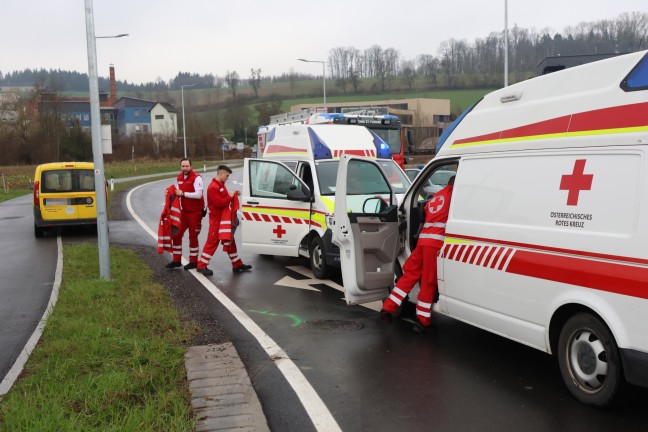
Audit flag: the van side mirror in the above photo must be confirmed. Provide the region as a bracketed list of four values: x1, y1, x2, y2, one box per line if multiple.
[287, 185, 311, 202]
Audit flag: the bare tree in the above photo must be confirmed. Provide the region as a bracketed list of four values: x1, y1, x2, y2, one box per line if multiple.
[288, 67, 298, 96]
[401, 60, 416, 90]
[249, 68, 262, 98]
[224, 70, 240, 99]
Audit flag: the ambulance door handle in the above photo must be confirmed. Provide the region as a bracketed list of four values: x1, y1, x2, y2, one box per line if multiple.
[246, 200, 260, 206]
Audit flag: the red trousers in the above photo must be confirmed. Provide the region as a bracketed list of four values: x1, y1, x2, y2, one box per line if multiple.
[197, 225, 243, 270]
[382, 245, 440, 326]
[171, 210, 202, 264]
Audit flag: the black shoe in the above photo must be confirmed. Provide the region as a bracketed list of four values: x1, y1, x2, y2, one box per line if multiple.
[412, 321, 432, 334]
[165, 261, 182, 269]
[184, 262, 197, 271]
[380, 309, 393, 323]
[233, 264, 252, 273]
[197, 267, 213, 276]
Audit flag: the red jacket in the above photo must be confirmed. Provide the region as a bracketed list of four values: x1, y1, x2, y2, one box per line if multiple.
[157, 185, 182, 254]
[418, 184, 453, 248]
[176, 169, 205, 213]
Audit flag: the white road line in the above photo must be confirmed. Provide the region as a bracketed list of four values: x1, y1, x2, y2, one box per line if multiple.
[127, 184, 342, 432]
[0, 236, 63, 396]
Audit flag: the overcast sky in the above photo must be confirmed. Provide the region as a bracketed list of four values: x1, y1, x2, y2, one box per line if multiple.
[1, 0, 646, 84]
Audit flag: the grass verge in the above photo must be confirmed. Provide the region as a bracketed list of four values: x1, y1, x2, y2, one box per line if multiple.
[0, 244, 194, 432]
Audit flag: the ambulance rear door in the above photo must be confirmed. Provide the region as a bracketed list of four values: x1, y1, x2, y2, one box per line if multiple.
[241, 158, 313, 256]
[331, 155, 400, 305]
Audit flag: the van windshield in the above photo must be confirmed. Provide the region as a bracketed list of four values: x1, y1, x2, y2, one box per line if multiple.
[315, 159, 410, 196]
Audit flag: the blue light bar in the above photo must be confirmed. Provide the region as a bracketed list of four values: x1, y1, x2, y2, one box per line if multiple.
[369, 130, 392, 158]
[307, 127, 332, 159]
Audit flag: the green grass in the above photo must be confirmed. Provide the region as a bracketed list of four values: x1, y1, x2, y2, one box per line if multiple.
[0, 244, 195, 432]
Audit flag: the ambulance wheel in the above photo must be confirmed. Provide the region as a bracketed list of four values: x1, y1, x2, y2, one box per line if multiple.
[34, 224, 45, 238]
[309, 236, 329, 279]
[557, 313, 624, 407]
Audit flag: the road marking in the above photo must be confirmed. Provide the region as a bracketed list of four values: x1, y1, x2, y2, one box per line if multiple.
[127, 184, 342, 432]
[276, 266, 383, 312]
[0, 236, 63, 396]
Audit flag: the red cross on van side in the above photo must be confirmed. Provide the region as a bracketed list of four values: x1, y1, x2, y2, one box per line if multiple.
[560, 159, 593, 206]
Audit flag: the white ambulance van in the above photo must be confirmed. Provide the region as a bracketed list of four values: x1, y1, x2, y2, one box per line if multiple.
[329, 50, 648, 407]
[241, 123, 410, 279]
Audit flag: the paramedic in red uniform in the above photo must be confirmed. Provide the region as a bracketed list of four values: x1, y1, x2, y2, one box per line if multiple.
[196, 165, 252, 276]
[165, 158, 205, 270]
[381, 175, 455, 333]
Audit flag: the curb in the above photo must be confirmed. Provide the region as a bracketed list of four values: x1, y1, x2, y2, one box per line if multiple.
[185, 343, 270, 432]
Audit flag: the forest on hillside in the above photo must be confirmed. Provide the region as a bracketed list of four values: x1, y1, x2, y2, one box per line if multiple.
[1, 11, 646, 93]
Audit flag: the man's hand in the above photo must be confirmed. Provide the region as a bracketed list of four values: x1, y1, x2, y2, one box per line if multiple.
[230, 190, 241, 197]
[175, 189, 183, 196]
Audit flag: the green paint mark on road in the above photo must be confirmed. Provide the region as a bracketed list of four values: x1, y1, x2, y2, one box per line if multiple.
[247, 309, 304, 327]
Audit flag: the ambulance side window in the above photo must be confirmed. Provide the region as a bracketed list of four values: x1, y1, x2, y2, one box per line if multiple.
[249, 160, 305, 199]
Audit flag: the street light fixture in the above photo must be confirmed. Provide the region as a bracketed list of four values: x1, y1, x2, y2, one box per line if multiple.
[96, 33, 129, 39]
[298, 58, 326, 108]
[84, 0, 128, 280]
[181, 83, 197, 158]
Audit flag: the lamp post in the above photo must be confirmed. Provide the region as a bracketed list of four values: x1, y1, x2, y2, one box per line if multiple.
[504, 0, 509, 87]
[84, 1, 128, 280]
[298, 58, 326, 108]
[181, 84, 196, 158]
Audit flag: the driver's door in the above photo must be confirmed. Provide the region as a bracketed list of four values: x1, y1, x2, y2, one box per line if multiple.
[331, 155, 400, 304]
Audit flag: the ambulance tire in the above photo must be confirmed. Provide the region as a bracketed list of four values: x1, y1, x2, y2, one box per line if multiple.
[309, 236, 329, 279]
[557, 313, 624, 407]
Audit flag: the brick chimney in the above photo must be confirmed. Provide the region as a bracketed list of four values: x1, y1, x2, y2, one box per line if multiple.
[109, 64, 117, 104]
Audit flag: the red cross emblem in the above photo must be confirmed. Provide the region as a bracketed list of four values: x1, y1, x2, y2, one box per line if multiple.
[560, 159, 593, 206]
[429, 195, 445, 213]
[273, 224, 286, 239]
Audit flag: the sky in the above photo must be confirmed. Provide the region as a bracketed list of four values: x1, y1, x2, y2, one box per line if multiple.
[1, 0, 646, 85]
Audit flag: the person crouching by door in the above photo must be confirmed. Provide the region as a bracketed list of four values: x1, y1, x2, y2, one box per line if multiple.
[196, 165, 252, 276]
[380, 175, 455, 333]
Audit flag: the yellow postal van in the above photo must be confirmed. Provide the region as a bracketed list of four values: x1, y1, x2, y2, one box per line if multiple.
[32, 162, 98, 237]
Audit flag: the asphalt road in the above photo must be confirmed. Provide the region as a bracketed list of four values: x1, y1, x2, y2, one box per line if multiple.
[3, 167, 648, 431]
[126, 168, 648, 431]
[0, 195, 57, 386]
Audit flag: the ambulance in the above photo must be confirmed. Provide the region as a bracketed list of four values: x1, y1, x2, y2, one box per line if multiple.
[327, 50, 648, 407]
[241, 123, 410, 279]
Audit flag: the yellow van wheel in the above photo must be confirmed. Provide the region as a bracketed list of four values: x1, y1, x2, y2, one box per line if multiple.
[34, 224, 45, 238]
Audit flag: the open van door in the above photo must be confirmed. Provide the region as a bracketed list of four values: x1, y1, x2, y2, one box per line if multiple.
[331, 155, 400, 304]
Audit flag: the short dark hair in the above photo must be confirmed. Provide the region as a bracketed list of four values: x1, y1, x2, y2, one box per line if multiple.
[181, 158, 191, 166]
[217, 165, 232, 173]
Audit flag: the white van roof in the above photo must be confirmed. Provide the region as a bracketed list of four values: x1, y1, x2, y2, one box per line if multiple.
[262, 124, 391, 161]
[437, 50, 648, 157]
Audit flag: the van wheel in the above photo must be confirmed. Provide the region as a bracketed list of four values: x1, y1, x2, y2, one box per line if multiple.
[34, 224, 45, 238]
[557, 313, 624, 407]
[309, 236, 329, 279]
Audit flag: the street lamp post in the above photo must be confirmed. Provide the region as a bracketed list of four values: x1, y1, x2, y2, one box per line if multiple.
[84, 0, 128, 281]
[181, 84, 196, 158]
[298, 58, 326, 108]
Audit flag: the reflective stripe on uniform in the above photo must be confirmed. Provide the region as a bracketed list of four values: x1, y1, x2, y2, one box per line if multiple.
[423, 222, 446, 228]
[419, 233, 446, 241]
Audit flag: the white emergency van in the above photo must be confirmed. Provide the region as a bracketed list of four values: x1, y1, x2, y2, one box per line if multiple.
[328, 50, 648, 407]
[241, 123, 410, 279]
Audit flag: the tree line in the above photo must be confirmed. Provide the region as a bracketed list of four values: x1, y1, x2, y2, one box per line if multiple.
[2, 11, 645, 95]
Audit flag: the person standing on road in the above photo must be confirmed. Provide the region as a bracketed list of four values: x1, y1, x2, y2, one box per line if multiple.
[165, 158, 205, 270]
[380, 175, 455, 333]
[196, 165, 252, 276]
